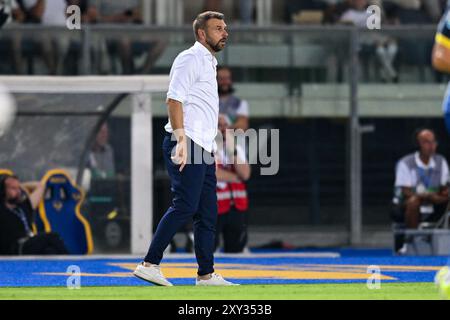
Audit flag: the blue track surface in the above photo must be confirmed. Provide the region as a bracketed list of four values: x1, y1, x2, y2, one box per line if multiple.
[0, 249, 448, 287]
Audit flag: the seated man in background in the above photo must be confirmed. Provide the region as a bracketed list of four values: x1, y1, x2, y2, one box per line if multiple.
[392, 128, 449, 231]
[215, 114, 251, 253]
[87, 123, 116, 179]
[0, 174, 68, 255]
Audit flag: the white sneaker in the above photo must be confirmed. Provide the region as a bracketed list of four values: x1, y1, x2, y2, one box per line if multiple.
[196, 273, 239, 286]
[133, 262, 173, 286]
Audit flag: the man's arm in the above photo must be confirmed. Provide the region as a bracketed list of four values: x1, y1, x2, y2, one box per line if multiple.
[25, 0, 44, 22]
[402, 186, 449, 205]
[232, 116, 249, 131]
[232, 100, 249, 131]
[11, 2, 26, 22]
[222, 131, 251, 181]
[167, 98, 187, 172]
[165, 52, 198, 172]
[401, 187, 415, 200]
[233, 145, 251, 181]
[426, 186, 449, 204]
[234, 162, 251, 182]
[22, 181, 46, 210]
[216, 167, 240, 182]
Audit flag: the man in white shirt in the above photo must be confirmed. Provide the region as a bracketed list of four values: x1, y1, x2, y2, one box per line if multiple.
[134, 11, 237, 287]
[393, 128, 449, 230]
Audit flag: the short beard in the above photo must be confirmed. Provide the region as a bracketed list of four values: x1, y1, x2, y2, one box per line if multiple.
[206, 37, 224, 53]
[218, 86, 235, 95]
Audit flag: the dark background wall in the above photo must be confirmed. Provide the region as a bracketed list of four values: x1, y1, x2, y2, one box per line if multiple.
[107, 117, 450, 228]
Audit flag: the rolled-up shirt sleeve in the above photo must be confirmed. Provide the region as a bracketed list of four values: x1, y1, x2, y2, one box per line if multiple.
[441, 158, 449, 186]
[395, 161, 412, 188]
[166, 53, 198, 104]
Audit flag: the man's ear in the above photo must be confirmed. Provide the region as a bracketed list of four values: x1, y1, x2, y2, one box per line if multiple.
[198, 29, 206, 41]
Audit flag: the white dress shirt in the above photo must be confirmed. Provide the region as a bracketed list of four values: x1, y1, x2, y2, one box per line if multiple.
[165, 41, 219, 153]
[395, 152, 449, 188]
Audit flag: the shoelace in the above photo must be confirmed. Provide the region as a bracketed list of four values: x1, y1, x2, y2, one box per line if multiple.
[211, 273, 227, 282]
[142, 263, 163, 275]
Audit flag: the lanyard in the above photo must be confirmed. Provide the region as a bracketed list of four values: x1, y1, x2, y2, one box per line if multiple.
[417, 167, 433, 189]
[11, 207, 33, 237]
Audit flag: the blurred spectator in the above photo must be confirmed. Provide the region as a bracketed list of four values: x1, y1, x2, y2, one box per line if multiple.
[0, 0, 26, 74]
[339, 0, 399, 82]
[239, 0, 253, 24]
[204, 0, 254, 24]
[217, 66, 250, 131]
[383, 0, 430, 23]
[215, 114, 251, 253]
[392, 129, 449, 230]
[340, 0, 372, 25]
[20, 0, 68, 25]
[422, 0, 444, 22]
[87, 0, 140, 23]
[324, 0, 351, 24]
[17, 0, 75, 74]
[87, 0, 166, 74]
[325, 0, 444, 24]
[0, 174, 68, 255]
[87, 123, 116, 179]
[69, 0, 92, 23]
[0, 0, 25, 27]
[204, 0, 222, 12]
[285, 0, 328, 24]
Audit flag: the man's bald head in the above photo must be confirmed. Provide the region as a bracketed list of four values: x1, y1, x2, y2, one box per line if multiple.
[416, 129, 437, 159]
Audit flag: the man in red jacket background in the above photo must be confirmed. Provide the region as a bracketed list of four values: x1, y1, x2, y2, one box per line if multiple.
[215, 114, 251, 253]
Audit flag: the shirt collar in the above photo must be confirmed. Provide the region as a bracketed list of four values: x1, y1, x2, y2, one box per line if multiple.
[194, 41, 212, 56]
[194, 41, 217, 64]
[414, 152, 436, 169]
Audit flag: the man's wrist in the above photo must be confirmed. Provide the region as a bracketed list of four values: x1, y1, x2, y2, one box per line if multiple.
[172, 128, 186, 143]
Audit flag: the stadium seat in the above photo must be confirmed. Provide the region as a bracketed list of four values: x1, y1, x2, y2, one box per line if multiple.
[35, 169, 93, 255]
[0, 169, 13, 176]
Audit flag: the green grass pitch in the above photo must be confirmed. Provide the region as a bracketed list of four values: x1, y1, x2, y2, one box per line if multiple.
[0, 283, 441, 300]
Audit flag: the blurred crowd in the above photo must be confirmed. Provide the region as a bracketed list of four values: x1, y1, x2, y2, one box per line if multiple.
[4, 0, 449, 27]
[3, 0, 167, 75]
[1, 0, 449, 77]
[204, 0, 449, 25]
[286, 0, 449, 25]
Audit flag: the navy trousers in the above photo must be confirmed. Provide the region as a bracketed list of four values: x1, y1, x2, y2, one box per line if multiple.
[144, 134, 218, 276]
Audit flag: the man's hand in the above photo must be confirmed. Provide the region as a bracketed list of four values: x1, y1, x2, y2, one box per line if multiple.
[167, 99, 186, 172]
[172, 134, 188, 172]
[418, 191, 448, 205]
[224, 129, 236, 158]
